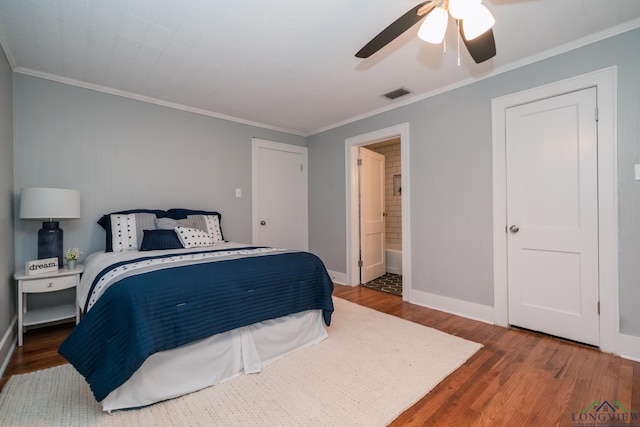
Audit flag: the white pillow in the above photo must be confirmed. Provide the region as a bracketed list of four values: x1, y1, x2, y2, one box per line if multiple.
[110, 214, 138, 252]
[174, 226, 217, 248]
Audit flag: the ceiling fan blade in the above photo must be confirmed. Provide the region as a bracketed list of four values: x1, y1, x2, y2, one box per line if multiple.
[356, 1, 432, 59]
[459, 25, 496, 64]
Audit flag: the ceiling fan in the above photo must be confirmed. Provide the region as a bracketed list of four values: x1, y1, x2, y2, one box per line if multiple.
[356, 0, 497, 64]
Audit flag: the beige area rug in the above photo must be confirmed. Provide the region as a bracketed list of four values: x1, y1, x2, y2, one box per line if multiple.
[0, 298, 481, 426]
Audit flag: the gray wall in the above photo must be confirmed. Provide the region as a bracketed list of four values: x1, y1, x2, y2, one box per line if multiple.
[0, 45, 14, 365]
[13, 74, 306, 268]
[7, 28, 640, 343]
[308, 28, 640, 337]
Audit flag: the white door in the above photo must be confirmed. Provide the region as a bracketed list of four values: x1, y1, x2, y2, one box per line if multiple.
[359, 147, 386, 283]
[506, 87, 599, 346]
[252, 139, 308, 250]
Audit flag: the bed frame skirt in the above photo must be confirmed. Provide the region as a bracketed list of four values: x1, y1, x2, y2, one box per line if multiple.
[102, 309, 326, 412]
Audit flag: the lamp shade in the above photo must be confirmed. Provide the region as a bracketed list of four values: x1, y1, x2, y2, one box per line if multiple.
[20, 187, 81, 220]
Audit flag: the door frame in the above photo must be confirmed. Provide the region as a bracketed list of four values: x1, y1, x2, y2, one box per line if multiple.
[491, 67, 618, 353]
[345, 123, 411, 300]
[251, 138, 308, 250]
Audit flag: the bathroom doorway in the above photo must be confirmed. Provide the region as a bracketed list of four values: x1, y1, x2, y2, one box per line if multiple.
[360, 138, 403, 296]
[345, 123, 410, 300]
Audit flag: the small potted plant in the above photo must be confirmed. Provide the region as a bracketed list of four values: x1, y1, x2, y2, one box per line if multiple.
[64, 247, 81, 269]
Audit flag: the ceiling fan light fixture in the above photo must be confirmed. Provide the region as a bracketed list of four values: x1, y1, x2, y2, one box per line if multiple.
[449, 0, 481, 20]
[462, 3, 495, 41]
[418, 6, 449, 44]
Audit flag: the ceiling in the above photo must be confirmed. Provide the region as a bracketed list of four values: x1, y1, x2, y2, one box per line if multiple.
[0, 1, 639, 136]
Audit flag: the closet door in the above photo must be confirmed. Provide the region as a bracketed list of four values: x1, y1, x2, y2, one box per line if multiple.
[252, 139, 308, 251]
[506, 87, 599, 346]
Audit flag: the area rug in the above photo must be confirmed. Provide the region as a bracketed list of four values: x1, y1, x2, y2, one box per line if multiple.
[0, 298, 481, 426]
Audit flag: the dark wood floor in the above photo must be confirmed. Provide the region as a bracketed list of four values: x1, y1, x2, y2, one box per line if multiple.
[0, 320, 73, 390]
[2, 284, 639, 426]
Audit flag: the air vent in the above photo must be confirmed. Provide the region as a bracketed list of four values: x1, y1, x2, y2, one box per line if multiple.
[383, 88, 411, 100]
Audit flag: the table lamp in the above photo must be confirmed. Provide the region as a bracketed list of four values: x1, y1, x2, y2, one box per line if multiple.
[19, 187, 81, 267]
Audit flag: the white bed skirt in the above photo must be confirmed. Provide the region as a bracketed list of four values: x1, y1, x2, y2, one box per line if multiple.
[102, 309, 327, 412]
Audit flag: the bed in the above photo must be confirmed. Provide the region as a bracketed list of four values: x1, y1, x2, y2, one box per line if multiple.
[58, 208, 334, 412]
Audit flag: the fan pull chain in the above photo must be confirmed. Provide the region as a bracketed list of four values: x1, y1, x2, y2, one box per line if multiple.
[457, 20, 461, 66]
[443, 1, 449, 55]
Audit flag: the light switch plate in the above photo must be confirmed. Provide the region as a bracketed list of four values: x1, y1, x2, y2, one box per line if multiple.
[635, 164, 640, 181]
[235, 188, 242, 197]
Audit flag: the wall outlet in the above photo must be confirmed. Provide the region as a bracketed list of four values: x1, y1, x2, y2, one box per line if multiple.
[235, 188, 242, 197]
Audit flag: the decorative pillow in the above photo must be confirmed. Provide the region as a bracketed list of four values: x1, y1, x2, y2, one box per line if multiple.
[140, 229, 184, 251]
[98, 209, 168, 252]
[188, 215, 224, 242]
[167, 209, 224, 241]
[155, 217, 195, 230]
[175, 226, 217, 248]
[111, 214, 143, 252]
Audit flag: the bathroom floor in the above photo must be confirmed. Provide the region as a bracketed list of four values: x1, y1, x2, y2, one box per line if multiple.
[361, 273, 402, 296]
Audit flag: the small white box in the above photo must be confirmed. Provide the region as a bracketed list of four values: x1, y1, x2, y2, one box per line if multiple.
[26, 257, 59, 275]
[635, 164, 640, 181]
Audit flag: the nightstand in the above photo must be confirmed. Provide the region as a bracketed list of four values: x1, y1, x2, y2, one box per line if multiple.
[14, 265, 84, 346]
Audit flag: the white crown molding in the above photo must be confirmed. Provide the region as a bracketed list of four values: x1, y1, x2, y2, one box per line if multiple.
[4, 16, 639, 137]
[13, 67, 307, 137]
[309, 18, 640, 136]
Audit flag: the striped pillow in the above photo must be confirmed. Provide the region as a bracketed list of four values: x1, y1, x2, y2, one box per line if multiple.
[110, 213, 156, 252]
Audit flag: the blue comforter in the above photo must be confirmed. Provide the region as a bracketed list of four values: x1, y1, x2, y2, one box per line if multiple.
[58, 247, 334, 402]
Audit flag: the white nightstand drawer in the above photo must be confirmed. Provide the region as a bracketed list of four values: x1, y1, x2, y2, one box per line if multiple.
[22, 275, 76, 293]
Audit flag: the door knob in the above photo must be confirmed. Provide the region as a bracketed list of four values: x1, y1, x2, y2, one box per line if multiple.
[260, 221, 266, 226]
[509, 225, 519, 233]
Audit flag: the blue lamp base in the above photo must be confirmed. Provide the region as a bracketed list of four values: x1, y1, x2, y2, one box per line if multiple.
[38, 221, 63, 267]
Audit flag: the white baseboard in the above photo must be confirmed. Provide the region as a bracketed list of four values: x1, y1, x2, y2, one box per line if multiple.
[330, 277, 640, 360]
[618, 332, 640, 362]
[327, 270, 348, 286]
[0, 316, 17, 379]
[407, 288, 495, 325]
